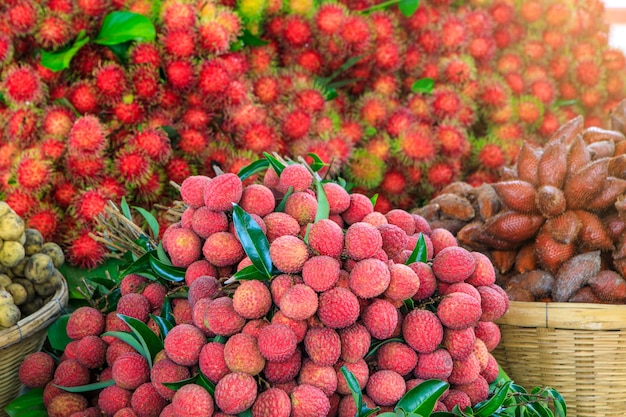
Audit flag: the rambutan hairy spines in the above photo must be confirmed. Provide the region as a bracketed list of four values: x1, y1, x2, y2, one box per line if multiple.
[385, 108, 414, 137]
[198, 21, 230, 55]
[113, 101, 145, 125]
[14, 150, 51, 191]
[315, 3, 346, 35]
[283, 15, 311, 47]
[5, 189, 38, 218]
[68, 115, 109, 156]
[515, 96, 544, 126]
[394, 124, 437, 164]
[26, 204, 61, 241]
[42, 105, 74, 137]
[381, 168, 407, 195]
[65, 154, 106, 183]
[2, 64, 46, 106]
[165, 59, 196, 90]
[340, 15, 371, 47]
[68, 81, 99, 114]
[77, 0, 111, 17]
[240, 123, 276, 152]
[477, 143, 505, 170]
[131, 65, 162, 102]
[7, 0, 40, 35]
[282, 108, 312, 141]
[162, 28, 197, 58]
[96, 176, 125, 200]
[254, 76, 280, 104]
[74, 188, 108, 222]
[358, 94, 388, 128]
[114, 146, 152, 185]
[374, 40, 402, 71]
[430, 86, 462, 120]
[345, 148, 385, 189]
[130, 128, 172, 163]
[94, 62, 128, 104]
[198, 60, 231, 95]
[135, 169, 166, 203]
[178, 128, 208, 155]
[4, 107, 41, 145]
[441, 55, 475, 84]
[128, 42, 161, 67]
[0, 35, 14, 65]
[66, 229, 107, 270]
[182, 107, 213, 130]
[440, 15, 466, 51]
[436, 123, 469, 158]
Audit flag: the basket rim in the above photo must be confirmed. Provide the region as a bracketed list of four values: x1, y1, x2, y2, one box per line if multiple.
[0, 277, 69, 349]
[495, 300, 626, 330]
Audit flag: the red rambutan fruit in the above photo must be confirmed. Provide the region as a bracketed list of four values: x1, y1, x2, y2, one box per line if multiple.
[442, 56, 474, 84]
[228, 103, 267, 131]
[54, 181, 77, 207]
[77, 0, 111, 17]
[198, 22, 230, 55]
[479, 81, 509, 108]
[548, 56, 569, 80]
[65, 154, 105, 181]
[545, 3, 569, 27]
[0, 35, 14, 65]
[178, 129, 208, 155]
[42, 106, 74, 137]
[370, 11, 395, 41]
[163, 29, 196, 58]
[542, 30, 565, 51]
[496, 53, 522, 74]
[520, 0, 542, 23]
[406, 95, 432, 123]
[66, 230, 106, 269]
[575, 60, 602, 87]
[97, 176, 125, 200]
[75, 189, 108, 222]
[462, 9, 492, 37]
[282, 109, 312, 140]
[397, 125, 436, 163]
[225, 80, 249, 106]
[215, 10, 241, 40]
[417, 30, 441, 54]
[606, 74, 625, 97]
[478, 144, 505, 170]
[603, 49, 626, 71]
[4, 107, 40, 145]
[504, 73, 524, 95]
[198, 60, 230, 95]
[538, 112, 560, 137]
[341, 15, 370, 46]
[130, 129, 172, 163]
[466, 170, 496, 187]
[135, 170, 165, 203]
[129, 42, 161, 67]
[559, 82, 578, 100]
[68, 81, 99, 114]
[315, 3, 345, 34]
[468, 37, 495, 62]
[328, 135, 352, 162]
[254, 76, 280, 104]
[295, 89, 324, 114]
[15, 152, 51, 191]
[94, 63, 128, 104]
[161, 0, 195, 31]
[36, 14, 71, 49]
[247, 45, 276, 74]
[8, 0, 40, 35]
[580, 90, 603, 109]
[181, 107, 212, 130]
[5, 189, 38, 217]
[428, 162, 456, 189]
[27, 205, 60, 240]
[490, 2, 514, 25]
[2, 64, 46, 105]
[340, 120, 363, 144]
[440, 16, 466, 51]
[375, 41, 401, 71]
[165, 60, 195, 90]
[131, 65, 162, 102]
[529, 80, 555, 105]
[283, 15, 311, 47]
[241, 123, 276, 152]
[359, 95, 387, 128]
[113, 101, 144, 125]
[437, 124, 468, 158]
[381, 169, 406, 195]
[431, 87, 462, 119]
[493, 123, 523, 142]
[166, 157, 192, 185]
[115, 147, 152, 185]
[385, 109, 414, 137]
[68, 115, 109, 156]
[516, 97, 543, 125]
[0, 143, 18, 170]
[372, 74, 398, 96]
[296, 50, 323, 74]
[48, 0, 74, 14]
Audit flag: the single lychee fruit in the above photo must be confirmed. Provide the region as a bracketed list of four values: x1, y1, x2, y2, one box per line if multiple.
[53, 359, 90, 388]
[377, 342, 418, 376]
[48, 393, 89, 417]
[345, 222, 383, 260]
[75, 335, 107, 369]
[263, 212, 301, 242]
[150, 358, 191, 400]
[278, 164, 313, 193]
[339, 324, 371, 363]
[203, 296, 246, 336]
[263, 347, 303, 384]
[171, 384, 214, 417]
[432, 246, 476, 283]
[290, 384, 331, 417]
[204, 173, 243, 211]
[224, 332, 266, 375]
[198, 342, 229, 384]
[252, 388, 291, 417]
[215, 372, 258, 414]
[342, 193, 374, 225]
[279, 283, 318, 321]
[403, 309, 443, 354]
[163, 323, 206, 366]
[285, 192, 318, 226]
[438, 292, 483, 330]
[270, 235, 310, 273]
[112, 352, 150, 390]
[240, 184, 276, 217]
[191, 207, 229, 239]
[165, 227, 202, 268]
[203, 231, 245, 267]
[117, 293, 151, 323]
[298, 359, 338, 396]
[302, 256, 340, 292]
[366, 370, 406, 406]
[131, 382, 168, 417]
[317, 286, 360, 329]
[349, 258, 390, 299]
[19, 352, 55, 388]
[477, 285, 508, 322]
[414, 348, 454, 380]
[257, 323, 298, 362]
[362, 298, 398, 340]
[304, 327, 341, 366]
[66, 306, 105, 340]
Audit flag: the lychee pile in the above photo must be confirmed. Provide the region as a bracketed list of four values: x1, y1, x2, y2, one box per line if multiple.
[1, 0, 625, 268]
[18, 164, 510, 416]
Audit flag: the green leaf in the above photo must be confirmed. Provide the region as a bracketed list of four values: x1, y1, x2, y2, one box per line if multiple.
[47, 314, 72, 352]
[4, 388, 45, 417]
[160, 125, 181, 142]
[149, 313, 174, 340]
[156, 242, 172, 266]
[120, 250, 153, 278]
[40, 31, 90, 72]
[431, 413, 458, 417]
[262, 152, 286, 176]
[239, 409, 253, 417]
[196, 371, 216, 395]
[163, 375, 198, 390]
[149, 253, 186, 282]
[555, 99, 579, 107]
[233, 264, 269, 281]
[365, 126, 377, 136]
[398, 0, 420, 17]
[132, 206, 159, 238]
[117, 314, 165, 367]
[275, 187, 293, 212]
[161, 297, 176, 324]
[545, 388, 566, 417]
[475, 381, 512, 417]
[55, 379, 115, 393]
[101, 331, 144, 355]
[366, 338, 404, 358]
[403, 297, 415, 310]
[240, 29, 269, 46]
[232, 204, 273, 278]
[396, 380, 449, 415]
[525, 402, 553, 417]
[212, 335, 227, 344]
[94, 11, 156, 45]
[86, 277, 117, 290]
[120, 197, 133, 221]
[106, 41, 131, 63]
[313, 177, 329, 222]
[406, 233, 428, 265]
[307, 153, 327, 172]
[340, 366, 363, 415]
[370, 193, 379, 207]
[412, 78, 434, 94]
[238, 158, 270, 181]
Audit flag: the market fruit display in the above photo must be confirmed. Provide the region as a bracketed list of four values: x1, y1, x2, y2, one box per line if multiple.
[0, 200, 65, 329]
[18, 164, 509, 416]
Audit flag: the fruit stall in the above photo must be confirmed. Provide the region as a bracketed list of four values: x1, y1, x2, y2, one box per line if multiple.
[1, 0, 626, 416]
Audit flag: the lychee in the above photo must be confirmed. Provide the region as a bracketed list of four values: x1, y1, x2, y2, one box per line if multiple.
[263, 212, 301, 242]
[252, 387, 291, 417]
[172, 384, 214, 417]
[48, 393, 89, 417]
[19, 352, 55, 388]
[215, 372, 258, 414]
[233, 279, 271, 319]
[203, 296, 246, 336]
[270, 235, 309, 273]
[414, 348, 454, 380]
[117, 293, 151, 323]
[317, 286, 360, 329]
[66, 307, 105, 340]
[204, 173, 243, 211]
[202, 231, 245, 267]
[112, 352, 150, 390]
[349, 258, 390, 299]
[366, 370, 406, 406]
[339, 324, 371, 363]
[150, 358, 191, 400]
[279, 283, 318, 320]
[224, 332, 266, 375]
[377, 342, 418, 376]
[362, 298, 398, 340]
[165, 227, 202, 268]
[163, 323, 206, 366]
[304, 326, 341, 366]
[403, 309, 443, 354]
[98, 384, 132, 417]
[438, 292, 483, 330]
[290, 384, 330, 417]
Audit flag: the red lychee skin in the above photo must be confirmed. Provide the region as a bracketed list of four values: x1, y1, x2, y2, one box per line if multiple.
[191, 207, 229, 239]
[185, 260, 218, 286]
[75, 335, 107, 369]
[215, 372, 258, 414]
[131, 382, 167, 417]
[285, 192, 318, 226]
[335, 358, 370, 395]
[339, 324, 371, 363]
[344, 222, 383, 261]
[342, 193, 374, 225]
[302, 256, 340, 292]
[449, 353, 481, 385]
[264, 348, 303, 384]
[290, 384, 331, 417]
[199, 342, 229, 384]
[366, 370, 406, 407]
[386, 209, 416, 235]
[349, 258, 390, 299]
[280, 283, 318, 321]
[481, 353, 500, 383]
[385, 263, 420, 301]
[270, 274, 303, 306]
[278, 164, 313, 193]
[203, 173, 243, 211]
[377, 342, 418, 376]
[414, 348, 454, 380]
[173, 299, 193, 325]
[112, 352, 150, 391]
[203, 232, 245, 267]
[120, 274, 148, 296]
[456, 375, 490, 406]
[443, 327, 476, 361]
[19, 352, 55, 388]
[270, 235, 310, 274]
[432, 246, 477, 283]
[317, 287, 360, 329]
[409, 262, 437, 301]
[66, 307, 105, 340]
[106, 340, 135, 368]
[430, 228, 458, 256]
[242, 319, 270, 339]
[474, 321, 501, 352]
[150, 358, 191, 401]
[438, 292, 483, 330]
[98, 384, 132, 417]
[240, 184, 276, 217]
[323, 183, 351, 215]
[165, 228, 202, 268]
[164, 324, 206, 366]
[444, 283, 481, 301]
[180, 176, 211, 209]
[48, 393, 89, 417]
[298, 359, 338, 396]
[263, 212, 301, 242]
[308, 219, 344, 259]
[252, 388, 291, 417]
[257, 323, 298, 362]
[117, 293, 151, 323]
[403, 309, 443, 354]
[378, 224, 409, 258]
[232, 280, 271, 319]
[204, 296, 246, 336]
[476, 286, 508, 322]
[465, 252, 496, 286]
[224, 333, 266, 375]
[271, 311, 308, 344]
[172, 384, 214, 417]
[43, 381, 65, 408]
[443, 389, 471, 412]
[362, 298, 399, 340]
[68, 406, 101, 417]
[363, 212, 388, 227]
[304, 327, 341, 366]
[142, 283, 167, 311]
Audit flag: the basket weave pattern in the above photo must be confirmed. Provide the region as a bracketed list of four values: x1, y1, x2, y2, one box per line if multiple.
[0, 279, 68, 417]
[494, 301, 626, 417]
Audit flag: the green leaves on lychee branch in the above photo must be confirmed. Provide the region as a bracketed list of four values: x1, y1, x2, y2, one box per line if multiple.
[41, 30, 90, 72]
[264, 152, 287, 176]
[360, 0, 419, 17]
[232, 204, 274, 279]
[340, 366, 380, 417]
[370, 193, 379, 207]
[238, 158, 271, 181]
[93, 11, 156, 45]
[411, 78, 434, 94]
[4, 388, 46, 417]
[472, 381, 512, 417]
[55, 379, 116, 393]
[117, 314, 164, 368]
[274, 187, 294, 212]
[163, 371, 215, 395]
[395, 380, 450, 417]
[232, 264, 272, 281]
[315, 55, 364, 101]
[47, 313, 72, 352]
[307, 153, 328, 172]
[365, 337, 404, 359]
[150, 313, 174, 340]
[406, 233, 428, 265]
[119, 249, 185, 283]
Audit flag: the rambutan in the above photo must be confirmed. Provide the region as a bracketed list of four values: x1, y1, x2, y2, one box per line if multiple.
[440, 16, 466, 51]
[442, 56, 474, 84]
[42, 106, 74, 137]
[47, 0, 75, 14]
[314, 3, 345, 34]
[254, 76, 280, 104]
[559, 82, 578, 100]
[15, 151, 51, 191]
[406, 95, 432, 122]
[177, 129, 207, 155]
[385, 109, 414, 137]
[345, 148, 384, 189]
[135, 170, 165, 203]
[215, 10, 241, 40]
[161, 0, 195, 30]
[228, 103, 267, 131]
[381, 169, 406, 195]
[489, 2, 514, 25]
[94, 63, 128, 104]
[129, 42, 161, 67]
[36, 14, 71, 49]
[374, 41, 401, 71]
[437, 124, 468, 158]
[515, 96, 543, 126]
[417, 30, 441, 54]
[241, 123, 276, 152]
[606, 74, 625, 98]
[603, 49, 626, 71]
[282, 109, 311, 141]
[74, 189, 108, 222]
[538, 112, 560, 137]
[431, 87, 462, 119]
[542, 30, 565, 51]
[466, 170, 497, 187]
[575, 60, 602, 87]
[198, 60, 230, 95]
[97, 176, 125, 200]
[163, 28, 196, 58]
[198, 22, 230, 55]
[359, 95, 388, 128]
[8, 0, 39, 35]
[225, 80, 249, 105]
[496, 53, 522, 74]
[166, 157, 193, 185]
[2, 64, 46, 105]
[478, 143, 505, 170]
[165, 60, 195, 90]
[66, 230, 107, 269]
[131, 65, 162, 102]
[493, 122, 523, 142]
[68, 81, 99, 114]
[580, 90, 603, 109]
[0, 35, 14, 65]
[545, 3, 569, 27]
[468, 37, 495, 62]
[479, 81, 509, 108]
[529, 80, 555, 105]
[520, 0, 542, 23]
[77, 0, 110, 17]
[68, 115, 108, 156]
[65, 154, 105, 181]
[130, 129, 171, 163]
[428, 162, 456, 190]
[504, 73, 524, 95]
[5, 189, 37, 217]
[296, 50, 323, 74]
[548, 56, 569, 80]
[113, 101, 144, 125]
[0, 143, 18, 170]
[27, 205, 60, 240]
[372, 74, 398, 96]
[396, 125, 436, 163]
[247, 44, 276, 74]
[53, 181, 77, 208]
[340, 15, 370, 46]
[115, 147, 152, 185]
[4, 107, 40, 145]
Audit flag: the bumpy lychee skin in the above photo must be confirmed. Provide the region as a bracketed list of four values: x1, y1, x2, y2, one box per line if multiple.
[53, 359, 90, 388]
[117, 293, 151, 323]
[199, 342, 229, 383]
[335, 359, 370, 395]
[304, 327, 341, 366]
[257, 323, 298, 362]
[465, 252, 496, 286]
[19, 352, 55, 388]
[414, 348, 454, 380]
[172, 384, 214, 417]
[203, 296, 246, 336]
[270, 235, 310, 273]
[204, 173, 243, 211]
[185, 260, 218, 286]
[75, 335, 107, 369]
[410, 262, 438, 300]
[290, 384, 331, 417]
[188, 275, 220, 309]
[180, 175, 211, 208]
[233, 280, 272, 319]
[279, 283, 318, 320]
[443, 389, 472, 412]
[285, 192, 318, 225]
[443, 327, 477, 361]
[240, 184, 276, 217]
[378, 224, 409, 258]
[47, 393, 89, 417]
[366, 370, 406, 406]
[342, 193, 374, 225]
[477, 286, 508, 322]
[385, 263, 420, 301]
[164, 323, 206, 366]
[317, 287, 360, 329]
[264, 347, 303, 384]
[215, 372, 258, 414]
[98, 384, 132, 416]
[438, 292, 483, 330]
[444, 283, 481, 300]
[474, 321, 501, 352]
[403, 309, 444, 354]
[449, 353, 481, 385]
[308, 219, 344, 258]
[192, 207, 229, 239]
[302, 255, 340, 292]
[252, 388, 291, 417]
[203, 231, 245, 267]
[112, 352, 150, 390]
[165, 227, 203, 268]
[362, 298, 399, 340]
[377, 342, 418, 376]
[131, 382, 168, 417]
[432, 246, 476, 283]
[323, 183, 351, 214]
[224, 333, 266, 375]
[339, 324, 371, 363]
[386, 209, 416, 235]
[430, 228, 458, 256]
[457, 375, 490, 405]
[349, 258, 390, 299]
[151, 358, 191, 400]
[298, 359, 338, 396]
[66, 306, 105, 340]
[278, 163, 313, 193]
[345, 222, 383, 260]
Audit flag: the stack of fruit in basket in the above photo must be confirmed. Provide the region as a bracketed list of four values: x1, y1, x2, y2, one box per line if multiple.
[17, 161, 509, 416]
[415, 101, 626, 303]
[0, 201, 65, 330]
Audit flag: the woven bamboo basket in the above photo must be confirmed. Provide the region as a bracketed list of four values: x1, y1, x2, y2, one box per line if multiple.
[493, 301, 626, 417]
[0, 278, 68, 417]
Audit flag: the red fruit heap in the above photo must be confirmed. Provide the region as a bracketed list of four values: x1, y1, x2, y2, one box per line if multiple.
[19, 164, 510, 416]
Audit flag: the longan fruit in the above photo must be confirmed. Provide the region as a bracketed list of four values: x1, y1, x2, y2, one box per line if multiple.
[6, 283, 27, 305]
[0, 213, 25, 241]
[40, 243, 65, 268]
[0, 289, 13, 305]
[25, 254, 54, 284]
[12, 278, 35, 303]
[0, 241, 25, 268]
[11, 256, 29, 278]
[0, 273, 11, 288]
[20, 297, 43, 316]
[0, 303, 21, 327]
[24, 229, 44, 256]
[0, 202, 13, 218]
